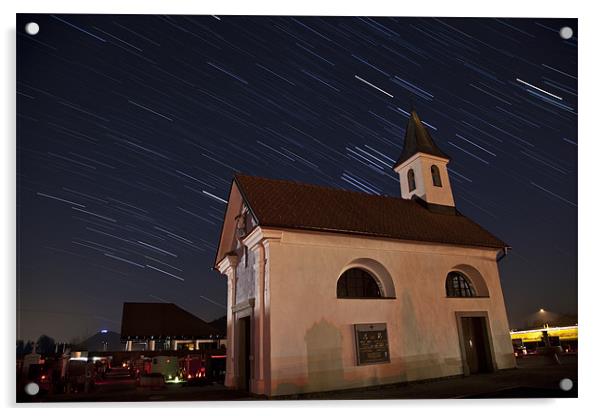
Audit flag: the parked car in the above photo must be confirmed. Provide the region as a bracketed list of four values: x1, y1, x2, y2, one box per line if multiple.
[149, 356, 180, 382]
[512, 339, 528, 356]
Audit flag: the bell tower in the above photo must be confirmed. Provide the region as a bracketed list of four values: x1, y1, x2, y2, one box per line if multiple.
[393, 110, 455, 207]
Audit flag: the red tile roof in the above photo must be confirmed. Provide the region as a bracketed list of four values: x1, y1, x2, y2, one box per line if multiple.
[234, 174, 507, 250]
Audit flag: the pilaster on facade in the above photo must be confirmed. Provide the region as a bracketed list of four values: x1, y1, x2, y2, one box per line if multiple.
[217, 254, 239, 388]
[241, 227, 281, 395]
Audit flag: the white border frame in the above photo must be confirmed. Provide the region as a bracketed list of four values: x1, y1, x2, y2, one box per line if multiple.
[3, 1, 597, 415]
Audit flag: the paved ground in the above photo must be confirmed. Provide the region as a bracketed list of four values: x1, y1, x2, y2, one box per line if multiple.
[283, 355, 577, 400]
[18, 354, 577, 402]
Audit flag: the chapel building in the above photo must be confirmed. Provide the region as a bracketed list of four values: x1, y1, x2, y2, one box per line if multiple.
[214, 110, 515, 396]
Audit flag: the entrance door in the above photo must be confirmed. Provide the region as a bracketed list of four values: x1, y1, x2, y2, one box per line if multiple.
[238, 316, 251, 391]
[460, 316, 493, 375]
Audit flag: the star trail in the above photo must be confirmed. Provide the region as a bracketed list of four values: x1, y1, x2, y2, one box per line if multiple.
[16, 15, 577, 341]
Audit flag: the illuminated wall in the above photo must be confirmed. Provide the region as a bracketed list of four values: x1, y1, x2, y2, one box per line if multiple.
[510, 326, 578, 343]
[261, 227, 515, 396]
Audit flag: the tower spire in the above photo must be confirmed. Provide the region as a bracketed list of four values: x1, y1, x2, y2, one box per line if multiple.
[392, 108, 455, 207]
[393, 110, 449, 170]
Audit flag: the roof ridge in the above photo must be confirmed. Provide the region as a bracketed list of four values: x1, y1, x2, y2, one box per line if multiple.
[234, 173, 420, 205]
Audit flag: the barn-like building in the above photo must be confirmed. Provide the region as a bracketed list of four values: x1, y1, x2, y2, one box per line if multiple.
[120, 302, 224, 351]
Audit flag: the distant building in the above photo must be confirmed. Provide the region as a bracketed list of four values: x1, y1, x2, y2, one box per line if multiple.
[76, 330, 122, 352]
[511, 325, 578, 353]
[215, 110, 515, 396]
[120, 302, 224, 351]
[209, 316, 227, 337]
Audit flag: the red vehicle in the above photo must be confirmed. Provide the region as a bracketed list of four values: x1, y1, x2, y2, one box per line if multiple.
[180, 355, 206, 380]
[127, 357, 152, 379]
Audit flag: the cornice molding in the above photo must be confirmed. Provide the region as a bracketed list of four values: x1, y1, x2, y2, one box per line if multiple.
[216, 254, 239, 275]
[242, 226, 283, 248]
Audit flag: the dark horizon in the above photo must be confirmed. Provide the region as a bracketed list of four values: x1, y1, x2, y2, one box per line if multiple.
[17, 15, 577, 342]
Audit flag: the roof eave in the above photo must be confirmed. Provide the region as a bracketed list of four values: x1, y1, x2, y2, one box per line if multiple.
[255, 223, 507, 251]
[393, 151, 451, 171]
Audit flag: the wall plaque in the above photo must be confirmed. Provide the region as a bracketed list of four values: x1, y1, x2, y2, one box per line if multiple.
[354, 323, 390, 365]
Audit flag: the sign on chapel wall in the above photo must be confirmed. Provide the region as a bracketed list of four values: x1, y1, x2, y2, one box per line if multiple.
[354, 323, 390, 365]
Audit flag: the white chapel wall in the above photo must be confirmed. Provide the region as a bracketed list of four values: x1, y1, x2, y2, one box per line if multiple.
[265, 228, 515, 396]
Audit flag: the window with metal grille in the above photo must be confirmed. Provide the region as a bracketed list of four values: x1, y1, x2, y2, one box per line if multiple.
[337, 268, 382, 298]
[446, 271, 477, 297]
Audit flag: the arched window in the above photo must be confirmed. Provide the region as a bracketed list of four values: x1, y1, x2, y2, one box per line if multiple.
[407, 169, 416, 192]
[431, 165, 442, 187]
[446, 272, 477, 297]
[337, 268, 382, 298]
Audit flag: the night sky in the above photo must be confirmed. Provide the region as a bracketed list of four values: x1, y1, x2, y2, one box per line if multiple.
[16, 15, 577, 342]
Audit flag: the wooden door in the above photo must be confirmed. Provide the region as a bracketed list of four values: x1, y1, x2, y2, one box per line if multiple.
[238, 316, 251, 391]
[461, 317, 493, 374]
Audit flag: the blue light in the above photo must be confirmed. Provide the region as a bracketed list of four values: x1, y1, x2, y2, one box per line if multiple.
[100, 329, 108, 334]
